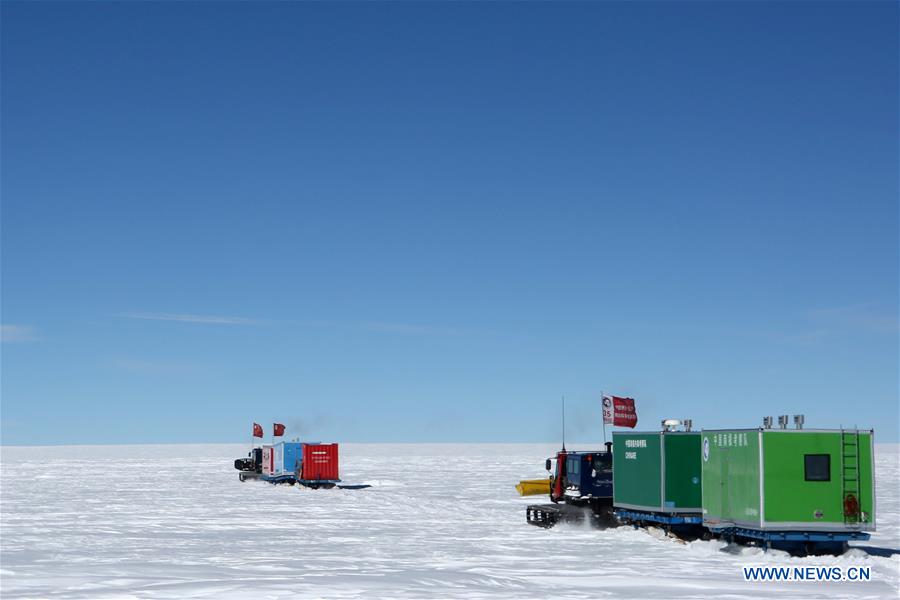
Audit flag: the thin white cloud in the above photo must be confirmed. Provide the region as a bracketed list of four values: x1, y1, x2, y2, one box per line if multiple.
[1, 324, 38, 343]
[123, 312, 260, 325]
[108, 358, 204, 374]
[760, 302, 900, 344]
[364, 321, 475, 336]
[754, 329, 833, 345]
[808, 302, 899, 334]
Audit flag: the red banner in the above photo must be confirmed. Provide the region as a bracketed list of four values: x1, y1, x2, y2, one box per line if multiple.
[252, 422, 263, 438]
[273, 423, 286, 437]
[602, 395, 638, 428]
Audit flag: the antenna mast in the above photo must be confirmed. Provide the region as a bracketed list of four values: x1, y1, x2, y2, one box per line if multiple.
[561, 395, 566, 451]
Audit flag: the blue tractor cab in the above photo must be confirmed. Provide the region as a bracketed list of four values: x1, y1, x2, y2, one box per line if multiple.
[549, 442, 613, 504]
[527, 442, 615, 527]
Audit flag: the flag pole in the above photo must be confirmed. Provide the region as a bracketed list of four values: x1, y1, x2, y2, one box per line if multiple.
[601, 390, 607, 446]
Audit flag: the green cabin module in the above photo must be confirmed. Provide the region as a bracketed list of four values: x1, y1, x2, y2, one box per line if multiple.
[613, 431, 702, 514]
[700, 429, 875, 533]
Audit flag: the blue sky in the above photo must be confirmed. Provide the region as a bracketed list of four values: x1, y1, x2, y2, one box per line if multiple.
[2, 1, 897, 445]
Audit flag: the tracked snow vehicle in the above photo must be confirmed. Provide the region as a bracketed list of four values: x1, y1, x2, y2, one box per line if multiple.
[234, 447, 263, 481]
[526, 442, 616, 527]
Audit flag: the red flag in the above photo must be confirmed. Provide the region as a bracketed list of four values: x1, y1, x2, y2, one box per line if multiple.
[252, 423, 263, 438]
[602, 395, 638, 428]
[273, 423, 286, 437]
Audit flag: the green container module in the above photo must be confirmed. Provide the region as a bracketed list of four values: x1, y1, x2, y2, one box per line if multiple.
[700, 428, 875, 533]
[613, 431, 702, 514]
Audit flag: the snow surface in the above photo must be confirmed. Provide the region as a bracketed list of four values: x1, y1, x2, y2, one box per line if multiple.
[1, 443, 897, 599]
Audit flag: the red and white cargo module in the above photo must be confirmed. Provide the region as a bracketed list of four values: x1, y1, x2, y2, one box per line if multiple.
[258, 441, 338, 488]
[240, 441, 371, 489]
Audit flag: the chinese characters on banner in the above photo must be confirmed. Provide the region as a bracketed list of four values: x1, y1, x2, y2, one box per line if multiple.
[602, 395, 638, 428]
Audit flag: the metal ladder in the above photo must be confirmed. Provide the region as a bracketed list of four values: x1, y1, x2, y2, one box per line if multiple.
[840, 428, 861, 524]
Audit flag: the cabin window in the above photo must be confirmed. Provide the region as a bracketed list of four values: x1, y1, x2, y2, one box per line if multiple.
[804, 454, 830, 481]
[567, 459, 580, 478]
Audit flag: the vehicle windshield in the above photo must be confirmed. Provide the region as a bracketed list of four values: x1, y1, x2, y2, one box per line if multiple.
[594, 453, 612, 472]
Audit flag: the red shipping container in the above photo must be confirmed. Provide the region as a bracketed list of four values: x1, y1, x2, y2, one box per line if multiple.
[301, 443, 339, 481]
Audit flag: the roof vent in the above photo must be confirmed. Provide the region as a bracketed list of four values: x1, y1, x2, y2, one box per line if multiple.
[793, 414, 804, 430]
[763, 416, 773, 429]
[778, 415, 789, 429]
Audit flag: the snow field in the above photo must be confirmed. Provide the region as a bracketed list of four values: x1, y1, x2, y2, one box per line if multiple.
[1, 443, 897, 598]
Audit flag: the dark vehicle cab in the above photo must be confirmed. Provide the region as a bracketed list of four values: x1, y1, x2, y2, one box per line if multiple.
[549, 442, 613, 505]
